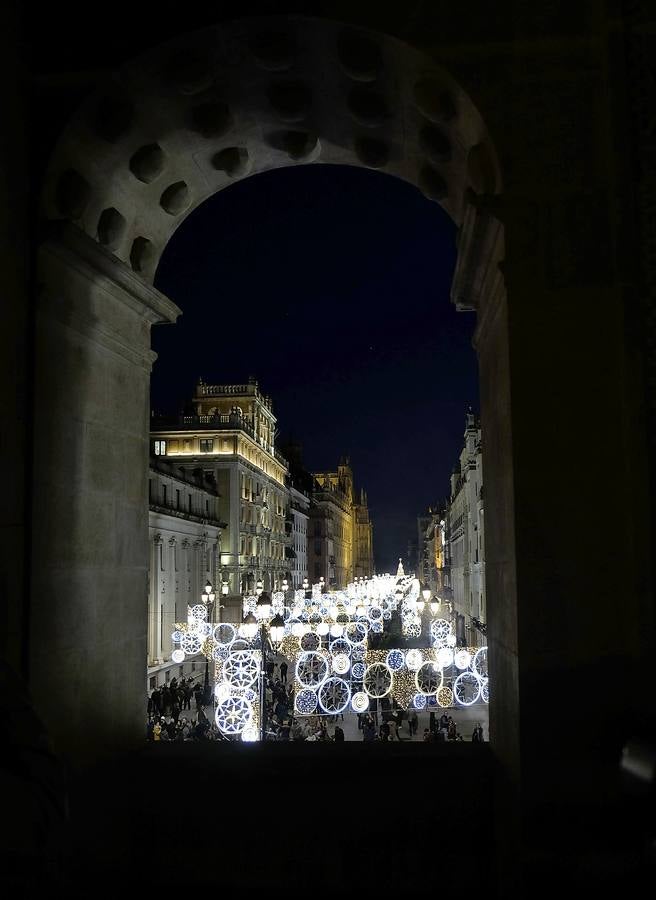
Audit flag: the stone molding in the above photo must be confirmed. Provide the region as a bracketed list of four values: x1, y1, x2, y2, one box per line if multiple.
[451, 194, 505, 315]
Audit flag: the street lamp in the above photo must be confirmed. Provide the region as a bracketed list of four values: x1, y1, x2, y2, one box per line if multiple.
[256, 579, 264, 597]
[221, 579, 229, 597]
[430, 595, 440, 616]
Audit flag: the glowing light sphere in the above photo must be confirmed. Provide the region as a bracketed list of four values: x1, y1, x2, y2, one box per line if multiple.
[330, 624, 344, 638]
[363, 663, 393, 698]
[296, 651, 329, 689]
[224, 651, 260, 689]
[352, 691, 369, 713]
[412, 693, 427, 710]
[332, 653, 350, 675]
[481, 678, 489, 703]
[431, 619, 451, 643]
[318, 677, 351, 715]
[294, 689, 318, 715]
[181, 634, 202, 655]
[447, 635, 457, 648]
[198, 621, 213, 637]
[243, 595, 257, 612]
[316, 622, 330, 636]
[191, 604, 208, 621]
[345, 604, 356, 616]
[383, 611, 392, 621]
[405, 622, 422, 638]
[352, 662, 366, 681]
[453, 671, 482, 706]
[415, 662, 443, 696]
[272, 591, 284, 604]
[241, 725, 259, 742]
[215, 696, 253, 735]
[213, 645, 229, 661]
[171, 649, 185, 663]
[436, 648, 454, 669]
[215, 682, 232, 702]
[369, 606, 382, 620]
[171, 630, 183, 643]
[386, 650, 405, 672]
[300, 631, 321, 652]
[405, 650, 423, 671]
[472, 647, 488, 679]
[371, 621, 383, 633]
[454, 649, 472, 670]
[351, 647, 366, 662]
[291, 622, 304, 638]
[329, 606, 340, 619]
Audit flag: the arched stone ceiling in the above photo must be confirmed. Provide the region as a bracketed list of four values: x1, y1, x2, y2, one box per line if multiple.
[42, 16, 501, 283]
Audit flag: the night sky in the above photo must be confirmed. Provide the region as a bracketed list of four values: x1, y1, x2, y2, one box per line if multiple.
[152, 163, 479, 573]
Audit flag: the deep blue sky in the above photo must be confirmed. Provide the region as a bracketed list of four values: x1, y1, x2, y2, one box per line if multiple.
[152, 163, 478, 573]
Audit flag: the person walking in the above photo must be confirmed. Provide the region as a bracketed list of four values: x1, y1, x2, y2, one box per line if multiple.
[448, 717, 457, 741]
[151, 686, 161, 718]
[333, 724, 345, 742]
[280, 659, 288, 684]
[153, 718, 162, 742]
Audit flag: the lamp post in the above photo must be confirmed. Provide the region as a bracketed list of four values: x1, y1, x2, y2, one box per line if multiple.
[243, 591, 286, 741]
[201, 580, 216, 702]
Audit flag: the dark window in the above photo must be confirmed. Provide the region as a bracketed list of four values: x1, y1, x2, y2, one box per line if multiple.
[200, 439, 214, 453]
[162, 485, 168, 505]
[176, 489, 181, 509]
[188, 494, 192, 512]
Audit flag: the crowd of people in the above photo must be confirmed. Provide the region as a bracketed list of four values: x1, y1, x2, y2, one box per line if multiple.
[145, 666, 487, 743]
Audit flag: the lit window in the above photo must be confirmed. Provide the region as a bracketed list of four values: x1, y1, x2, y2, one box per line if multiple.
[154, 440, 167, 456]
[200, 439, 214, 453]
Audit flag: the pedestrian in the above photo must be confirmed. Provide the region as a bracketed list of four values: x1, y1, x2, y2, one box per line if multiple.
[379, 721, 390, 741]
[333, 724, 345, 742]
[280, 659, 288, 684]
[146, 717, 154, 741]
[448, 718, 457, 741]
[147, 692, 153, 717]
[151, 686, 161, 717]
[439, 712, 449, 732]
[183, 682, 192, 710]
[409, 710, 418, 736]
[472, 722, 484, 742]
[153, 718, 162, 742]
[363, 719, 377, 742]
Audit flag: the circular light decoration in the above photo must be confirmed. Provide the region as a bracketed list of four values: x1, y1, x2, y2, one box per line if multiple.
[447, 635, 457, 648]
[330, 638, 351, 657]
[363, 662, 393, 698]
[171, 648, 185, 663]
[296, 651, 329, 689]
[181, 634, 202, 655]
[215, 696, 253, 735]
[352, 661, 366, 681]
[309, 612, 322, 625]
[215, 682, 232, 702]
[330, 623, 344, 638]
[437, 685, 454, 709]
[243, 595, 257, 612]
[191, 604, 208, 621]
[329, 605, 339, 619]
[290, 621, 304, 637]
[369, 606, 382, 620]
[351, 691, 369, 713]
[371, 620, 383, 634]
[386, 649, 405, 671]
[241, 725, 259, 742]
[472, 646, 488, 679]
[346, 622, 367, 645]
[454, 649, 472, 670]
[300, 631, 321, 652]
[213, 644, 230, 661]
[224, 651, 260, 689]
[213, 622, 236, 645]
[198, 621, 212, 637]
[351, 646, 366, 662]
[405, 650, 423, 672]
[332, 653, 350, 675]
[383, 611, 392, 621]
[436, 648, 454, 669]
[272, 591, 285, 604]
[405, 622, 422, 638]
[235, 687, 257, 703]
[415, 662, 443, 696]
[317, 622, 330, 636]
[412, 693, 427, 710]
[171, 630, 183, 643]
[431, 619, 451, 643]
[318, 677, 351, 715]
[453, 671, 482, 706]
[481, 678, 489, 703]
[294, 688, 318, 715]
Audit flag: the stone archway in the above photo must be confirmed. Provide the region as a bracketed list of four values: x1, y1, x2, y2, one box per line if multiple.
[34, 16, 505, 761]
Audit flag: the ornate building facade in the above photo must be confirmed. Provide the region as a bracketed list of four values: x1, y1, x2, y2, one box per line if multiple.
[417, 505, 447, 599]
[147, 457, 223, 687]
[150, 378, 292, 621]
[288, 484, 309, 589]
[310, 457, 374, 588]
[446, 411, 485, 647]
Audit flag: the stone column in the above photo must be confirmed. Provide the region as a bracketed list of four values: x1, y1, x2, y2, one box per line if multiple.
[31, 224, 180, 762]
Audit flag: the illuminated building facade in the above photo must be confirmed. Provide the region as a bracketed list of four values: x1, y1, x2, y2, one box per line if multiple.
[147, 457, 223, 687]
[354, 489, 374, 579]
[446, 411, 485, 647]
[288, 484, 309, 588]
[310, 458, 374, 587]
[150, 377, 291, 621]
[417, 505, 447, 597]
